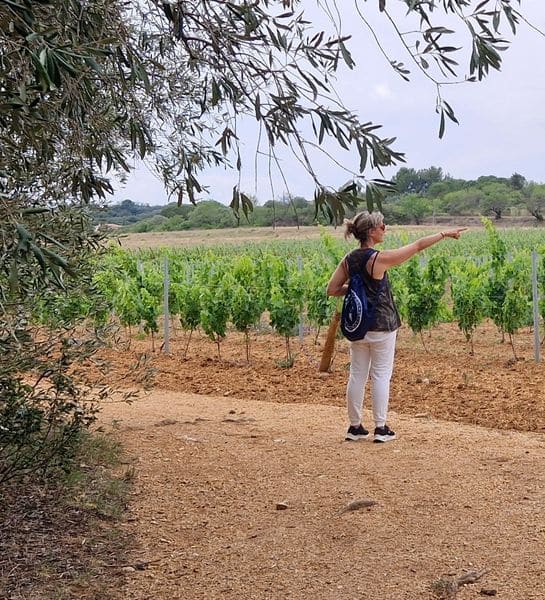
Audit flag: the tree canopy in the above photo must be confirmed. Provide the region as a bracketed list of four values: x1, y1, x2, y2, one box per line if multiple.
[1, 0, 531, 229]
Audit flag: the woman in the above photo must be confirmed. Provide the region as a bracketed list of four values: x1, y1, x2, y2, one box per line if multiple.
[326, 211, 466, 443]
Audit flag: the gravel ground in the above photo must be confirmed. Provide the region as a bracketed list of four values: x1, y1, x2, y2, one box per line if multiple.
[98, 391, 545, 600]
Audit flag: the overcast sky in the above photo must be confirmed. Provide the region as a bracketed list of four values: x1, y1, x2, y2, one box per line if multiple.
[111, 0, 545, 206]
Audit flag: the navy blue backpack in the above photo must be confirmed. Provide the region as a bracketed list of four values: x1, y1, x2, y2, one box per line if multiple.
[340, 249, 386, 342]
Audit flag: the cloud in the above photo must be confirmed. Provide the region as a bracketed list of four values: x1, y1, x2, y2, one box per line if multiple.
[372, 84, 394, 100]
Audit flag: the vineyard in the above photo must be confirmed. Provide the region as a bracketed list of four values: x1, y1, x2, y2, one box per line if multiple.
[5, 222, 545, 599]
[37, 220, 545, 364]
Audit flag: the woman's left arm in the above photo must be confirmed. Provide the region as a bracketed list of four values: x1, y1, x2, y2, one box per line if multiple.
[372, 227, 467, 278]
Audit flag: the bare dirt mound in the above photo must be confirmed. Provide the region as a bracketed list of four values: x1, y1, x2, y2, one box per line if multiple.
[99, 392, 545, 600]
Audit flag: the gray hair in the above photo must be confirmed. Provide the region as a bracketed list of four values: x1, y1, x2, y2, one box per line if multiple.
[343, 211, 384, 243]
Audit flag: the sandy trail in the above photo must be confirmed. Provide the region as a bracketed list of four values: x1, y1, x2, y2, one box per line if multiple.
[99, 391, 545, 600]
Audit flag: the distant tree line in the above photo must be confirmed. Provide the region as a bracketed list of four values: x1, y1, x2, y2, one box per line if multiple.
[92, 199, 163, 225]
[99, 168, 545, 231]
[386, 167, 544, 224]
[96, 196, 329, 230]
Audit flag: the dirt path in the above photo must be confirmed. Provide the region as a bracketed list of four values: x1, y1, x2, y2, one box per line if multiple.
[99, 391, 545, 600]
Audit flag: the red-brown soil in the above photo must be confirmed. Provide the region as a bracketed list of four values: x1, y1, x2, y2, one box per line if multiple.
[93, 320, 545, 434]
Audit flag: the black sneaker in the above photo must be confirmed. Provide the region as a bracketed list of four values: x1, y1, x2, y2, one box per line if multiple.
[373, 425, 396, 443]
[345, 424, 369, 441]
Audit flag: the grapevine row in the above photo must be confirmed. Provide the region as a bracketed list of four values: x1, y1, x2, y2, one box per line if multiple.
[33, 224, 545, 362]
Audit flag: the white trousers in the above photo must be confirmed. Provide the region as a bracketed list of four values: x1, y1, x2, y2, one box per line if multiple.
[346, 330, 397, 428]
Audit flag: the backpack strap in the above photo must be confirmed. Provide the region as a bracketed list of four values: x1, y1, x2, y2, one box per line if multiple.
[369, 251, 379, 278]
[359, 249, 387, 294]
[345, 248, 377, 277]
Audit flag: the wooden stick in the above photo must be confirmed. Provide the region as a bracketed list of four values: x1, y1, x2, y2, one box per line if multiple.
[319, 311, 340, 372]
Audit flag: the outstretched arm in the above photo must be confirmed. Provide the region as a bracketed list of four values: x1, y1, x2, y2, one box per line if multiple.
[372, 228, 467, 279]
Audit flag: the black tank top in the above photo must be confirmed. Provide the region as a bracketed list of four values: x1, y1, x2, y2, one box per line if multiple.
[345, 248, 401, 332]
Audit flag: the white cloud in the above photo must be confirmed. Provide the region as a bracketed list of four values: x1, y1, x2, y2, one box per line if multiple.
[372, 84, 394, 100]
